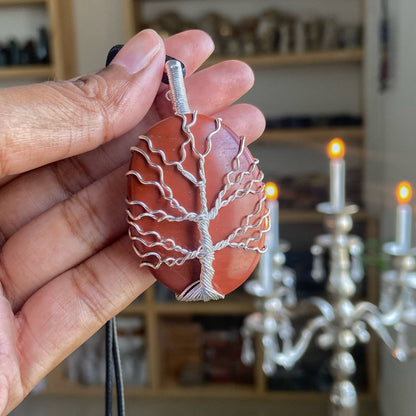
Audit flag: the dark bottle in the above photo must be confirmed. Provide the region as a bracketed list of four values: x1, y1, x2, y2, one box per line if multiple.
[8, 39, 20, 65]
[0, 46, 8, 66]
[20, 40, 38, 65]
[37, 27, 50, 64]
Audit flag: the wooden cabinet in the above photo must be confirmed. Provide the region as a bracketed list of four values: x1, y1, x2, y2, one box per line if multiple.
[0, 0, 75, 81]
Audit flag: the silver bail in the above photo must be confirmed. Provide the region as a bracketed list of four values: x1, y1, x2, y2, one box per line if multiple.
[165, 59, 190, 115]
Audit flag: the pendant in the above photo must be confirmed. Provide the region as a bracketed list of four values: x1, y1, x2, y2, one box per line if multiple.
[127, 58, 268, 301]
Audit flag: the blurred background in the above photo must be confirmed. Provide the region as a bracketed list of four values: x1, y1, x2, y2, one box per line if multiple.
[2, 0, 416, 415]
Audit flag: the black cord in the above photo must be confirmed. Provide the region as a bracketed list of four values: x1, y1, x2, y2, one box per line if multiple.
[106, 44, 123, 67]
[105, 317, 126, 416]
[104, 45, 127, 416]
[112, 318, 125, 416]
[105, 319, 114, 416]
[103, 43, 187, 416]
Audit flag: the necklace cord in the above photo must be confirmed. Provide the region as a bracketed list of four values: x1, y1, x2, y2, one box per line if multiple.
[103, 44, 187, 416]
[105, 45, 126, 416]
[105, 319, 114, 416]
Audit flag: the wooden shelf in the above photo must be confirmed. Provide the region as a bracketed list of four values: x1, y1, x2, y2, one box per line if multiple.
[155, 299, 254, 315]
[0, 0, 46, 4]
[205, 49, 364, 68]
[46, 380, 377, 401]
[155, 384, 257, 398]
[121, 301, 148, 315]
[260, 126, 364, 144]
[47, 382, 152, 397]
[0, 0, 75, 81]
[0, 64, 53, 80]
[124, 298, 253, 316]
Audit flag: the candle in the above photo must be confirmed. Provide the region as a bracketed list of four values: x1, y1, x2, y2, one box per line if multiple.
[327, 138, 346, 210]
[259, 182, 279, 295]
[266, 182, 279, 250]
[395, 181, 413, 251]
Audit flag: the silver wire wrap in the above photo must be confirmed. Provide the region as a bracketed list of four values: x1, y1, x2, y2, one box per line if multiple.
[165, 59, 190, 115]
[126, 112, 268, 302]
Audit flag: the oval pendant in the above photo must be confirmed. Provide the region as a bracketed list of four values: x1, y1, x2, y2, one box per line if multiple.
[127, 59, 268, 301]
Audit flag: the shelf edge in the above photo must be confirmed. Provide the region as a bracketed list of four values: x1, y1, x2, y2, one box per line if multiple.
[260, 127, 364, 144]
[0, 65, 54, 80]
[204, 49, 364, 68]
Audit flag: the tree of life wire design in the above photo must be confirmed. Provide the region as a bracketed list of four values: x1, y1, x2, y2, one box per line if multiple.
[126, 111, 269, 302]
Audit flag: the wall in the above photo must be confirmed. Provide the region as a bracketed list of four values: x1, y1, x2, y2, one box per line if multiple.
[364, 0, 416, 415]
[72, 0, 125, 74]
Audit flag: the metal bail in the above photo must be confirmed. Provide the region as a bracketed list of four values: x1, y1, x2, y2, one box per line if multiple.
[165, 59, 190, 115]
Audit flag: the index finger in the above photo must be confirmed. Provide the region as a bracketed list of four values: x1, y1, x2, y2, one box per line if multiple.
[0, 29, 166, 178]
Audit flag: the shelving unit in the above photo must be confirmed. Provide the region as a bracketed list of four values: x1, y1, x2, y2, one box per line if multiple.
[42, 1, 378, 415]
[261, 126, 364, 144]
[205, 48, 364, 68]
[47, 202, 378, 405]
[0, 0, 75, 82]
[0, 64, 52, 80]
[121, 0, 366, 146]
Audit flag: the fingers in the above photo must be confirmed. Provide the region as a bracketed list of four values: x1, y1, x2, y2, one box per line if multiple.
[189, 60, 254, 114]
[0, 30, 218, 239]
[14, 235, 154, 401]
[0, 174, 18, 187]
[0, 144, 131, 241]
[156, 60, 255, 117]
[0, 103, 266, 310]
[0, 163, 128, 311]
[0, 296, 22, 415]
[0, 64, 264, 242]
[163, 29, 214, 78]
[0, 29, 166, 178]
[0, 29, 217, 179]
[212, 103, 266, 145]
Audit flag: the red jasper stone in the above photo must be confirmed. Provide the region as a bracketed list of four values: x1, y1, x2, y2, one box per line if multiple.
[127, 113, 267, 299]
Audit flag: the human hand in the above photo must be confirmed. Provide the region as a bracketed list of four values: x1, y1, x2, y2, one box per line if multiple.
[0, 29, 265, 414]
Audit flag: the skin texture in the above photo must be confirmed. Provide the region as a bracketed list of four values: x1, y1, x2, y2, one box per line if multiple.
[0, 29, 265, 414]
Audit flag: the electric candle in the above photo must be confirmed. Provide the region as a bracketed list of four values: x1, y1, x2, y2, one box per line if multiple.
[327, 138, 345, 210]
[395, 181, 413, 251]
[259, 182, 279, 295]
[266, 182, 279, 249]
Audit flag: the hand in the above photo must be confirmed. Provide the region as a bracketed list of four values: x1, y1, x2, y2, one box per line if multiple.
[0, 29, 265, 414]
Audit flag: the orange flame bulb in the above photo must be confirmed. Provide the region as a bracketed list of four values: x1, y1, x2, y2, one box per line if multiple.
[327, 138, 345, 160]
[396, 181, 412, 204]
[265, 182, 278, 201]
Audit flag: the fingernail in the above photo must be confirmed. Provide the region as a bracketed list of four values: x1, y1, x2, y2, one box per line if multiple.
[111, 29, 162, 74]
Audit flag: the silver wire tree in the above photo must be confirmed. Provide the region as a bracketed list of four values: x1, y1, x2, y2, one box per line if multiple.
[126, 62, 268, 302]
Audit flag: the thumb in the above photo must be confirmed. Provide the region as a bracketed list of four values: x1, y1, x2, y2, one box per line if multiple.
[0, 29, 165, 178]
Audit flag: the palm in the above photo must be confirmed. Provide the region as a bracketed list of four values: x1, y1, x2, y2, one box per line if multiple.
[0, 30, 265, 414]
